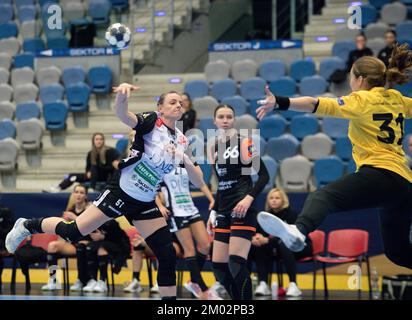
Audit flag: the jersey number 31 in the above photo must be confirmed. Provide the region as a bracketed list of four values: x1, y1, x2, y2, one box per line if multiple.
[372, 113, 404, 145]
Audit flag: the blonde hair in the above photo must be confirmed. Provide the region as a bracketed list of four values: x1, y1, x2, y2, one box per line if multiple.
[90, 132, 107, 166]
[65, 184, 88, 211]
[265, 188, 289, 211]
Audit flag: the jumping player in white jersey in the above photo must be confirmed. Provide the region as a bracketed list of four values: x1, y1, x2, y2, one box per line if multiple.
[157, 163, 220, 299]
[5, 83, 207, 300]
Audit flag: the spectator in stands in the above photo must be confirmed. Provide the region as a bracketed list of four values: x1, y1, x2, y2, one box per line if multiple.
[41, 184, 91, 291]
[347, 33, 373, 72]
[124, 231, 183, 294]
[43, 133, 120, 193]
[180, 93, 196, 133]
[378, 30, 398, 67]
[248, 188, 312, 297]
[82, 219, 130, 293]
[0, 202, 14, 290]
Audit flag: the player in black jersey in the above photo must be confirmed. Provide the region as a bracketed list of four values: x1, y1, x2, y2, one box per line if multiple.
[207, 104, 270, 300]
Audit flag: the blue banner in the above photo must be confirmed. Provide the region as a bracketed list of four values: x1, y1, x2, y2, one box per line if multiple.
[36, 47, 120, 58]
[208, 40, 303, 52]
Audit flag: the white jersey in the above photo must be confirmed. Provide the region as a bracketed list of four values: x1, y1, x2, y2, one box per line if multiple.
[161, 166, 199, 217]
[119, 111, 188, 202]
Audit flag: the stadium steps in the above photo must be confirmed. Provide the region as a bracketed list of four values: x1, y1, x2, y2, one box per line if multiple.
[303, 0, 366, 61]
[12, 73, 204, 192]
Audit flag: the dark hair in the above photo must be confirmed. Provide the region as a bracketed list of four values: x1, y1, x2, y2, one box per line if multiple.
[157, 91, 181, 106]
[182, 92, 193, 109]
[385, 29, 397, 37]
[356, 32, 367, 40]
[352, 44, 412, 87]
[213, 104, 235, 118]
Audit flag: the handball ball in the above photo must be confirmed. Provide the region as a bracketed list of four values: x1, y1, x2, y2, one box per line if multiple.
[105, 23, 131, 50]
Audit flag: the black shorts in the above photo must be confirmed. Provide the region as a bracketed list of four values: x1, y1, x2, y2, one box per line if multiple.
[168, 213, 203, 233]
[214, 207, 257, 243]
[93, 185, 162, 224]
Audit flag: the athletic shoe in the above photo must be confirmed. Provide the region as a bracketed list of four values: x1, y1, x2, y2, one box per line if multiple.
[254, 281, 271, 296]
[286, 282, 302, 297]
[123, 278, 143, 293]
[42, 185, 61, 193]
[83, 279, 98, 292]
[41, 279, 59, 291]
[207, 289, 223, 300]
[210, 281, 227, 297]
[93, 280, 108, 293]
[257, 211, 306, 252]
[150, 283, 159, 293]
[5, 218, 31, 254]
[70, 279, 83, 292]
[183, 281, 202, 298]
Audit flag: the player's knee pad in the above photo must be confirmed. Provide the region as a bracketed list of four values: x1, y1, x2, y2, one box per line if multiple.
[212, 262, 230, 284]
[145, 226, 176, 287]
[228, 255, 247, 280]
[55, 220, 83, 243]
[228, 255, 252, 299]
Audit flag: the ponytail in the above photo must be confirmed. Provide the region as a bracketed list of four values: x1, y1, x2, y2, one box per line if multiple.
[386, 43, 412, 86]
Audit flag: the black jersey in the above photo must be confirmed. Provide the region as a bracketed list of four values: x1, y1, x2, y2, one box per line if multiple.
[212, 134, 256, 212]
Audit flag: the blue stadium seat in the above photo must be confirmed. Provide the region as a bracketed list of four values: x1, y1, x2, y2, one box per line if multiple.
[47, 36, 69, 49]
[347, 157, 357, 173]
[252, 155, 278, 190]
[300, 75, 328, 96]
[210, 78, 237, 101]
[361, 4, 378, 27]
[396, 20, 412, 39]
[258, 114, 287, 139]
[314, 156, 345, 188]
[115, 138, 128, 155]
[269, 76, 297, 97]
[332, 41, 356, 63]
[199, 163, 212, 186]
[0, 4, 13, 24]
[110, 0, 129, 11]
[40, 83, 64, 105]
[395, 77, 412, 97]
[251, 133, 267, 155]
[0, 21, 18, 40]
[290, 59, 316, 82]
[16, 0, 34, 6]
[17, 5, 37, 22]
[13, 53, 35, 69]
[248, 99, 261, 118]
[404, 118, 412, 135]
[15, 101, 40, 121]
[0, 119, 16, 139]
[197, 117, 215, 140]
[259, 60, 286, 82]
[322, 117, 349, 139]
[265, 134, 300, 162]
[184, 80, 209, 99]
[88, 65, 112, 93]
[369, 0, 391, 9]
[278, 110, 301, 121]
[39, 0, 58, 6]
[290, 114, 319, 140]
[221, 95, 248, 117]
[88, 0, 112, 24]
[42, 17, 66, 39]
[23, 38, 45, 53]
[398, 37, 412, 49]
[0, 0, 11, 4]
[240, 77, 266, 101]
[335, 136, 352, 162]
[43, 101, 68, 130]
[319, 57, 346, 81]
[66, 82, 91, 112]
[62, 66, 86, 87]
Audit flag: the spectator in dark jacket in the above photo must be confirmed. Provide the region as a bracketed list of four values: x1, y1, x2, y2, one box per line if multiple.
[378, 30, 397, 67]
[347, 33, 373, 71]
[248, 188, 312, 297]
[0, 203, 14, 289]
[180, 93, 196, 134]
[43, 132, 120, 193]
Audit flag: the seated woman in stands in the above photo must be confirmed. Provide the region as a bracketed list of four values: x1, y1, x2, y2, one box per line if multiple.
[43, 132, 120, 193]
[248, 188, 312, 297]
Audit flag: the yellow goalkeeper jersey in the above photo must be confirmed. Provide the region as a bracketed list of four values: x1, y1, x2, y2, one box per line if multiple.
[316, 87, 412, 183]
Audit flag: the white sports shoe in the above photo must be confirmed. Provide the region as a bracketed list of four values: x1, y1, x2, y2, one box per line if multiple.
[183, 281, 202, 298]
[123, 278, 143, 293]
[257, 211, 306, 252]
[254, 281, 271, 296]
[150, 283, 159, 293]
[5, 218, 31, 254]
[93, 280, 108, 293]
[83, 279, 98, 292]
[207, 289, 223, 300]
[70, 279, 83, 292]
[210, 281, 227, 297]
[286, 282, 302, 297]
[41, 279, 60, 291]
[42, 185, 61, 193]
